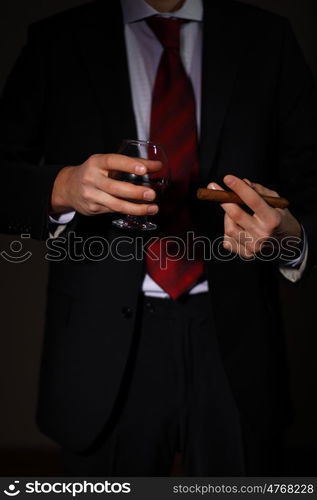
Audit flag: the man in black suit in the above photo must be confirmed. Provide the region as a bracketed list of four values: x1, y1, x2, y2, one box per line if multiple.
[0, 0, 316, 476]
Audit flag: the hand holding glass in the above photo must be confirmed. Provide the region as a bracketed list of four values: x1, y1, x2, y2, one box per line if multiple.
[109, 140, 169, 231]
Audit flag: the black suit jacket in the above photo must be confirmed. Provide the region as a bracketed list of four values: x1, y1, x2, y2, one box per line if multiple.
[1, 0, 317, 462]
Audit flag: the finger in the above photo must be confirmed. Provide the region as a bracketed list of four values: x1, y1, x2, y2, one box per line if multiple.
[93, 190, 159, 216]
[224, 213, 242, 241]
[211, 179, 255, 231]
[224, 175, 276, 222]
[243, 178, 279, 198]
[243, 178, 252, 187]
[207, 181, 224, 191]
[99, 177, 156, 202]
[221, 201, 256, 232]
[92, 153, 162, 175]
[224, 213, 256, 249]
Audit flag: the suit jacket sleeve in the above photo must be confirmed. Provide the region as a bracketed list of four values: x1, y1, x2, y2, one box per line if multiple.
[0, 25, 65, 240]
[278, 19, 317, 272]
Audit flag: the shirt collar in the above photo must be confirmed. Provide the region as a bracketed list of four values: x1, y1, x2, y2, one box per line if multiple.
[120, 0, 203, 24]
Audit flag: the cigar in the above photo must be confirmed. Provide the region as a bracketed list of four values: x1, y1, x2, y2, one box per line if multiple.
[197, 188, 289, 209]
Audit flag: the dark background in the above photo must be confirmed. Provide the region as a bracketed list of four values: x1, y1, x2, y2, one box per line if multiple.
[0, 0, 316, 476]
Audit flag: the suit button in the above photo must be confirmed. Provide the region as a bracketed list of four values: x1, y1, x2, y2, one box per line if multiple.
[122, 307, 133, 319]
[145, 302, 155, 313]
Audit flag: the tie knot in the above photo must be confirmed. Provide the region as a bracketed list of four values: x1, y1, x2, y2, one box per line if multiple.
[146, 16, 184, 50]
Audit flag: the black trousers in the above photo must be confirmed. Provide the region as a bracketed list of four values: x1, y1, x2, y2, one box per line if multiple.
[62, 293, 282, 476]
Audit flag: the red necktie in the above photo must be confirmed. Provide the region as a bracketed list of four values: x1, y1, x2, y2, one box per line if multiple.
[145, 16, 204, 300]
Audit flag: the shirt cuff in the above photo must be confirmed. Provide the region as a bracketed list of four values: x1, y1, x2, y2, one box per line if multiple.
[49, 211, 76, 224]
[279, 228, 308, 283]
[49, 211, 76, 238]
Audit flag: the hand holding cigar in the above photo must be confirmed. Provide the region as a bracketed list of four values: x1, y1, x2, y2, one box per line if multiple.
[195, 175, 301, 261]
[197, 188, 289, 209]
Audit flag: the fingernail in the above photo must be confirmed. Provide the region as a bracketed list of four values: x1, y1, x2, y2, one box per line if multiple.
[147, 205, 158, 215]
[208, 183, 218, 190]
[135, 164, 146, 175]
[143, 190, 155, 201]
[224, 175, 236, 187]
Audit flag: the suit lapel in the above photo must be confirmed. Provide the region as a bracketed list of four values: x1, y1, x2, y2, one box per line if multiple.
[75, 1, 137, 147]
[199, 0, 244, 183]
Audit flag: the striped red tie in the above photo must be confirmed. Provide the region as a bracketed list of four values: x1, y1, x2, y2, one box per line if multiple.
[146, 16, 204, 299]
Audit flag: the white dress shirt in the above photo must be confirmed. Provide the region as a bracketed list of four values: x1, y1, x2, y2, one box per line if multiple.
[51, 0, 307, 291]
